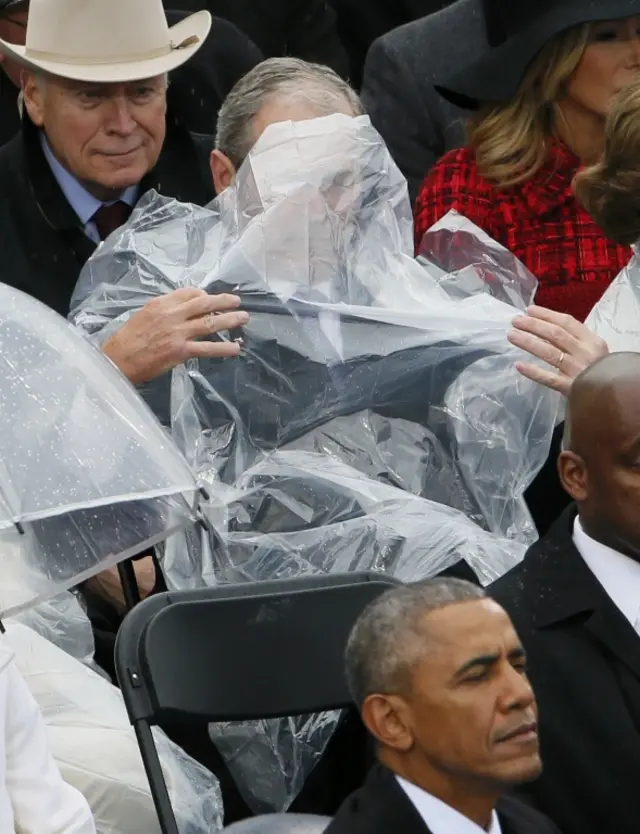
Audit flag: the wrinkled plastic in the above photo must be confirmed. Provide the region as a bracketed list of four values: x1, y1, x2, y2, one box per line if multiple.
[585, 247, 640, 351]
[194, 451, 528, 811]
[4, 620, 222, 833]
[71, 114, 559, 810]
[0, 283, 197, 617]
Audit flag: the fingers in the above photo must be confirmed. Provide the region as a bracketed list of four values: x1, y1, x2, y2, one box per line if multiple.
[187, 338, 243, 360]
[187, 309, 249, 339]
[181, 292, 242, 321]
[507, 328, 566, 369]
[527, 304, 593, 339]
[514, 361, 573, 397]
[510, 312, 581, 355]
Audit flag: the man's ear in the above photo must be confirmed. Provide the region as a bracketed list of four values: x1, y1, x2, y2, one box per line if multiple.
[21, 71, 45, 127]
[558, 450, 588, 502]
[361, 694, 414, 753]
[210, 149, 236, 195]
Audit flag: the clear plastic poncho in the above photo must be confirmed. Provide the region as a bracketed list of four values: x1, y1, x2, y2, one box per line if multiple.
[70, 114, 559, 810]
[586, 246, 640, 351]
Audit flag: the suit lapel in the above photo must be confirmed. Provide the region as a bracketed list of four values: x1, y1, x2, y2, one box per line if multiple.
[530, 507, 640, 685]
[585, 605, 640, 682]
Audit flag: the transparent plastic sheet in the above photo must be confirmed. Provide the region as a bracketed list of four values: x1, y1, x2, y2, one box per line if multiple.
[0, 283, 197, 617]
[2, 620, 222, 833]
[585, 247, 640, 352]
[194, 449, 528, 812]
[14, 591, 97, 670]
[70, 115, 559, 810]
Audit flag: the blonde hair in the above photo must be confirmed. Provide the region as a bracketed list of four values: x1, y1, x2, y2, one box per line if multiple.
[574, 77, 640, 245]
[467, 24, 591, 188]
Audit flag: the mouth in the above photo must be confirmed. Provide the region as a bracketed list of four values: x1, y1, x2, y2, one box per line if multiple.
[100, 148, 141, 159]
[496, 722, 538, 745]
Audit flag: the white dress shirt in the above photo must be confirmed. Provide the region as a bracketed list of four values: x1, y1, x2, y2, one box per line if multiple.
[40, 134, 138, 243]
[397, 776, 502, 834]
[573, 517, 640, 631]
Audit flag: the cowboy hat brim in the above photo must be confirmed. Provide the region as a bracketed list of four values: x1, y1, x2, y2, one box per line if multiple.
[436, 0, 640, 110]
[0, 10, 211, 83]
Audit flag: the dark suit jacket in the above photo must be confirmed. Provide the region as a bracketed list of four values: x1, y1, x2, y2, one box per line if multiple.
[361, 0, 488, 204]
[326, 765, 561, 834]
[329, 0, 454, 88]
[491, 506, 640, 834]
[164, 0, 349, 79]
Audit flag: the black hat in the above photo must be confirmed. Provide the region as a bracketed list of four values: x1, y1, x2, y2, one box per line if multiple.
[437, 0, 640, 110]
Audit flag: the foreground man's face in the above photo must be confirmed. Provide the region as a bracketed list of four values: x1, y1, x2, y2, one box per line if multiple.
[23, 74, 167, 200]
[397, 600, 542, 790]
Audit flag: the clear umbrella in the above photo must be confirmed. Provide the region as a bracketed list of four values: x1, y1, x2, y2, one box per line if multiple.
[0, 283, 198, 618]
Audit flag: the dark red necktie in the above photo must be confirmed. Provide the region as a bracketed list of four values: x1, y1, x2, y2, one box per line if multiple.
[91, 200, 133, 241]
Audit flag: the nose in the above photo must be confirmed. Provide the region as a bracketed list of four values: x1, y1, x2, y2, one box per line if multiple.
[105, 95, 137, 136]
[498, 665, 536, 714]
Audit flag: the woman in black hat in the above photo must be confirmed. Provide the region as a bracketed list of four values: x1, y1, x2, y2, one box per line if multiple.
[413, 0, 640, 323]
[505, 73, 640, 396]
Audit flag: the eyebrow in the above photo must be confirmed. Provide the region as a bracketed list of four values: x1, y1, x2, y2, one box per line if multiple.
[453, 646, 526, 679]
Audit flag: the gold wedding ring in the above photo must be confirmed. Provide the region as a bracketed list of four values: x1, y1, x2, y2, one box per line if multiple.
[555, 351, 565, 370]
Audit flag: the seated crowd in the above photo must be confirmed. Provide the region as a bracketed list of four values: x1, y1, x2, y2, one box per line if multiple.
[3, 0, 640, 832]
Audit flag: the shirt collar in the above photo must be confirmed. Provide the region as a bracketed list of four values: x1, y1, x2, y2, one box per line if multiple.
[40, 132, 138, 226]
[396, 776, 502, 834]
[573, 516, 640, 628]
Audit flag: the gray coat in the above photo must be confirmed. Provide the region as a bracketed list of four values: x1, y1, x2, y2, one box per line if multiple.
[361, 0, 488, 204]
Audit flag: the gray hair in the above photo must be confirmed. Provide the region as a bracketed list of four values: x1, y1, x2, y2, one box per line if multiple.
[215, 57, 364, 169]
[345, 579, 486, 707]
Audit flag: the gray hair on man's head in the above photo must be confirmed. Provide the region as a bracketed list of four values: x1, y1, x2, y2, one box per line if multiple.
[345, 578, 486, 707]
[215, 57, 364, 169]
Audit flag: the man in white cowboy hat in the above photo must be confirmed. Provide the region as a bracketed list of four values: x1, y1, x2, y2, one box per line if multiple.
[0, 0, 250, 331]
[0, 1, 263, 147]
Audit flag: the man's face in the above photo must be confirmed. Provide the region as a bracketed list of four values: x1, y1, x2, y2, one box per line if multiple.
[561, 377, 640, 556]
[397, 600, 541, 789]
[23, 74, 167, 200]
[0, 2, 28, 88]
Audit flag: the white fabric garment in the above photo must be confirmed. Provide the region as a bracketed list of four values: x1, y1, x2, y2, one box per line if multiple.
[0, 641, 95, 833]
[573, 517, 640, 631]
[396, 776, 502, 834]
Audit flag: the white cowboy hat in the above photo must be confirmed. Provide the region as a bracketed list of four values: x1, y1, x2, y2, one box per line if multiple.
[0, 0, 211, 83]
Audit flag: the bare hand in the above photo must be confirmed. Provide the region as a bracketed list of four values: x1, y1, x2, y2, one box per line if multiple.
[101, 288, 249, 384]
[84, 556, 157, 614]
[508, 305, 609, 396]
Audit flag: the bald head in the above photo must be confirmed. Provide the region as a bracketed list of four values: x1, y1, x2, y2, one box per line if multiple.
[564, 352, 640, 456]
[560, 352, 640, 558]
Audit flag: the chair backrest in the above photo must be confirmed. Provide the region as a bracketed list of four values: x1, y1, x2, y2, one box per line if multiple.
[115, 572, 400, 726]
[224, 814, 331, 833]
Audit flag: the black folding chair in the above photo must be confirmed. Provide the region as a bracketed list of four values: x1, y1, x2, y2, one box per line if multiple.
[114, 572, 400, 834]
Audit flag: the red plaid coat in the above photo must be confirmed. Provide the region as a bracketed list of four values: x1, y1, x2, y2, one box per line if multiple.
[413, 141, 632, 322]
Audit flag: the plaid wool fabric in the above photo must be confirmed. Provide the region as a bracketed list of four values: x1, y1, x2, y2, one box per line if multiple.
[413, 141, 632, 322]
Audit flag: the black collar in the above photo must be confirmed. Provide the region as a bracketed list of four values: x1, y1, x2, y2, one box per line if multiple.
[518, 505, 640, 682]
